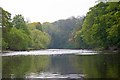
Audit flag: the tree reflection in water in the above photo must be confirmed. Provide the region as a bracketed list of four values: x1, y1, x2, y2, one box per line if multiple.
[72, 53, 120, 78]
[2, 51, 120, 79]
[2, 55, 50, 78]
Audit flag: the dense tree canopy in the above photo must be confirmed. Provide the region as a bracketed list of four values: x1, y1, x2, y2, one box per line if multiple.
[1, 1, 120, 51]
[2, 8, 51, 51]
[75, 2, 120, 50]
[30, 29, 51, 49]
[8, 27, 31, 50]
[27, 22, 42, 31]
[43, 16, 84, 49]
[27, 22, 51, 49]
[12, 15, 29, 34]
[2, 8, 12, 50]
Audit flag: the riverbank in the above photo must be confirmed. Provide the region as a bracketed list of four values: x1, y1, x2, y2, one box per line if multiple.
[93, 47, 120, 53]
[0, 50, 15, 53]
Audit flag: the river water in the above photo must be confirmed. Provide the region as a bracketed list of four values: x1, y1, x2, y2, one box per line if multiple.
[1, 49, 120, 79]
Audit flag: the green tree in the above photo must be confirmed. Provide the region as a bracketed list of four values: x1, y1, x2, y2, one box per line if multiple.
[27, 22, 51, 49]
[12, 14, 29, 34]
[27, 22, 42, 31]
[30, 29, 51, 49]
[2, 8, 12, 50]
[8, 27, 31, 50]
[42, 17, 84, 48]
[78, 2, 120, 49]
[73, 31, 90, 49]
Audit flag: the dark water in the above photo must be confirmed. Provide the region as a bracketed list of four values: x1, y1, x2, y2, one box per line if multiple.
[2, 49, 120, 79]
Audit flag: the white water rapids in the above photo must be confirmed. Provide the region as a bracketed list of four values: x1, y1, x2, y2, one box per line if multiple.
[25, 72, 85, 79]
[1, 49, 98, 56]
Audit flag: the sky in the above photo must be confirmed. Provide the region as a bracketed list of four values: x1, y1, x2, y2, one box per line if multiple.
[0, 0, 97, 23]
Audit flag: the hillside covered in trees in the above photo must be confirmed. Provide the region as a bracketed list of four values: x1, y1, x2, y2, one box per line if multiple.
[1, 1, 120, 51]
[42, 16, 84, 49]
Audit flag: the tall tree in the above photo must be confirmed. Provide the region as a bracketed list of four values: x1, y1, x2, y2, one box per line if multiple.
[78, 2, 120, 49]
[12, 14, 29, 34]
[2, 8, 12, 50]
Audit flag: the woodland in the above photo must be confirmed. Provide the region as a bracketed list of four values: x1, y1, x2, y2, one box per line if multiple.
[1, 2, 120, 51]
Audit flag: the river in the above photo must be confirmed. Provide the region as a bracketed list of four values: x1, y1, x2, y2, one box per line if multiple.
[1, 49, 120, 79]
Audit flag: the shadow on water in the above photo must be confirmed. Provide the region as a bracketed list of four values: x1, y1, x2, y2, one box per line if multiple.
[2, 50, 120, 79]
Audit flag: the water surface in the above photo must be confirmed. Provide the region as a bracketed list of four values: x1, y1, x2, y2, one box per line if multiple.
[2, 49, 120, 79]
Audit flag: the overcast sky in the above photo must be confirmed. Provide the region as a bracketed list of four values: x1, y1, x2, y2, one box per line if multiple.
[0, 0, 97, 23]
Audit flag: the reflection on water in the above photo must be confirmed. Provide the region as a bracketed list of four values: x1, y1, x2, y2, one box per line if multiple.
[2, 49, 120, 79]
[73, 53, 120, 78]
[2, 55, 50, 78]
